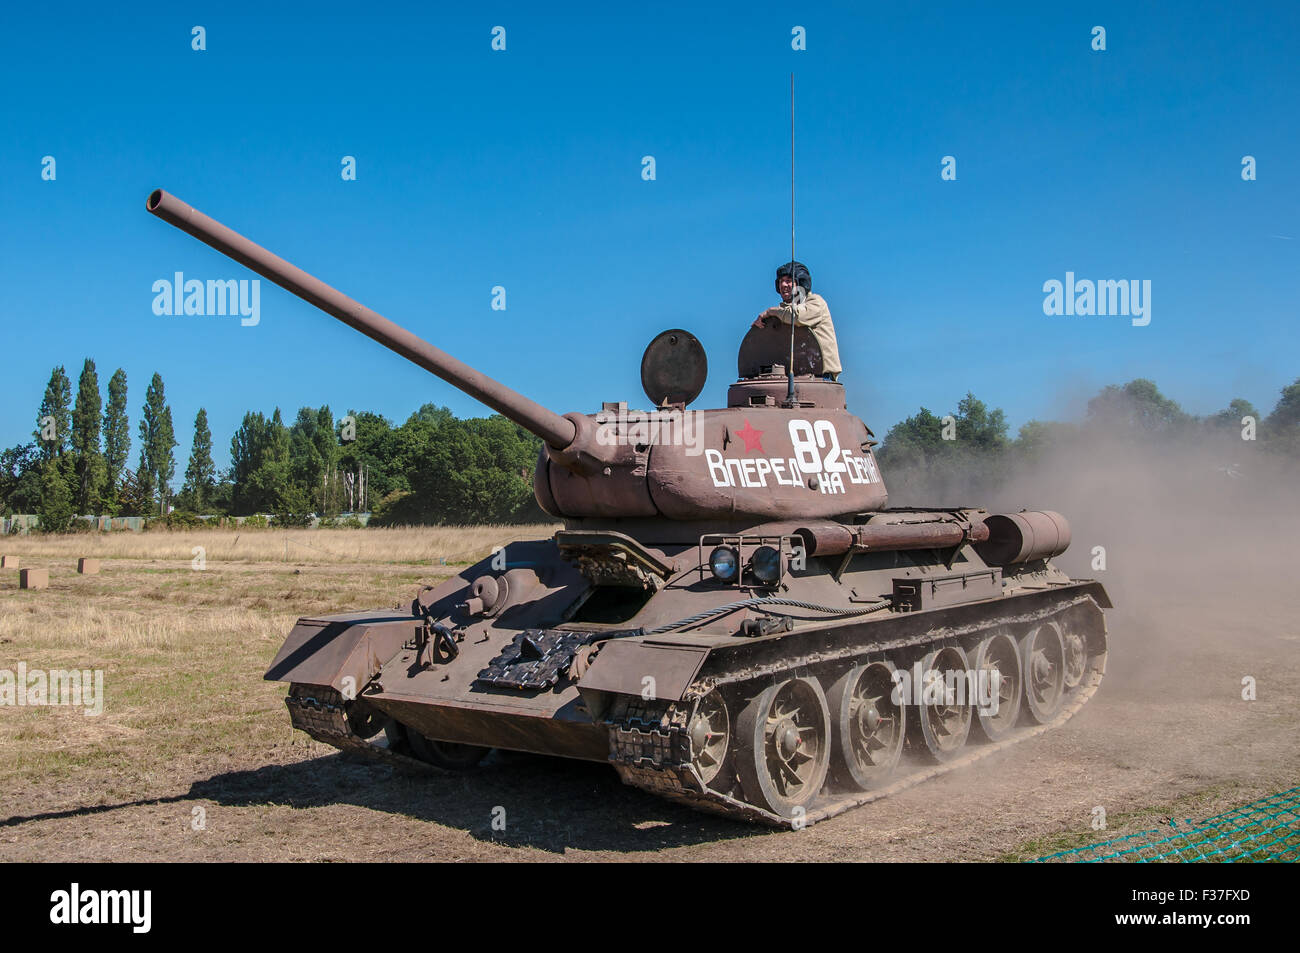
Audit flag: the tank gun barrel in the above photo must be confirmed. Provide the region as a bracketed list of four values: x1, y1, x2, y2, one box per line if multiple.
[145, 189, 577, 450]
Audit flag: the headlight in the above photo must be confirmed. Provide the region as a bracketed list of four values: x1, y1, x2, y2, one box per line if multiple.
[709, 546, 739, 581]
[750, 545, 782, 585]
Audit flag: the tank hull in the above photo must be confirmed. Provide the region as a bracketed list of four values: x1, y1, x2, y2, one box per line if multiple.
[270, 515, 1110, 826]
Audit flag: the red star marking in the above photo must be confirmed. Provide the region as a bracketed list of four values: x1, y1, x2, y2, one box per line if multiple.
[735, 419, 765, 454]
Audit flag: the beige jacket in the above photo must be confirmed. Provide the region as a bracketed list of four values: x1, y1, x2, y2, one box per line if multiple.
[770, 292, 842, 375]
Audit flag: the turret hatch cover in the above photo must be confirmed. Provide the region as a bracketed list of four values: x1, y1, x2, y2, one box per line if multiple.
[641, 329, 708, 406]
[737, 323, 823, 378]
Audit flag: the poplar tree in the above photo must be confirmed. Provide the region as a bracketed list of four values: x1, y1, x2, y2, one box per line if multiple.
[102, 369, 130, 509]
[181, 408, 216, 511]
[71, 358, 106, 514]
[137, 373, 177, 515]
[35, 366, 72, 461]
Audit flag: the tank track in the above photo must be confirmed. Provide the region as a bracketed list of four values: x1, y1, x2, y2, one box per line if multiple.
[284, 686, 435, 772]
[607, 592, 1107, 828]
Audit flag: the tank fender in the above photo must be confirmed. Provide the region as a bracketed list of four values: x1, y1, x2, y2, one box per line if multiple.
[264, 613, 419, 690]
[576, 640, 710, 722]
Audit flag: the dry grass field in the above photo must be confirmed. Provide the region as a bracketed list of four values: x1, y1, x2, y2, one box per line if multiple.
[5, 524, 558, 566]
[1, 516, 1297, 862]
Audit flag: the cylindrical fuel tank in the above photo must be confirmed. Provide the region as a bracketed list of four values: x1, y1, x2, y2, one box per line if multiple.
[975, 510, 1071, 565]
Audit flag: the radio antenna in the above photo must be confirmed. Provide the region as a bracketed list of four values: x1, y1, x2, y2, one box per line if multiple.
[786, 72, 798, 405]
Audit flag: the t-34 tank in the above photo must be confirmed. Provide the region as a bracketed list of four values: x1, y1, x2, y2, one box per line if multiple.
[147, 189, 1110, 826]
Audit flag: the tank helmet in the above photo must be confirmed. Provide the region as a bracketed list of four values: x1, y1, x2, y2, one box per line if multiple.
[776, 260, 811, 294]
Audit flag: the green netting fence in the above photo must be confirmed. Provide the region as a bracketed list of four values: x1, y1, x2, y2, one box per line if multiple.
[1035, 786, 1300, 862]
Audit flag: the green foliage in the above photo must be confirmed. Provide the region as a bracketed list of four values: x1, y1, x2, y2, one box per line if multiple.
[144, 511, 206, 530]
[954, 394, 1008, 451]
[101, 368, 130, 511]
[877, 393, 1010, 473]
[319, 514, 364, 529]
[1086, 378, 1190, 438]
[368, 408, 543, 526]
[229, 408, 311, 515]
[116, 466, 154, 518]
[1016, 419, 1082, 464]
[1262, 378, 1300, 455]
[137, 372, 177, 515]
[179, 408, 216, 512]
[71, 358, 106, 514]
[1207, 398, 1261, 431]
[36, 459, 74, 534]
[272, 510, 314, 528]
[35, 366, 72, 461]
[0, 443, 42, 515]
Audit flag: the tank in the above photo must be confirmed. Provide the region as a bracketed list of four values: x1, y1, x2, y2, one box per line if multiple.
[147, 189, 1111, 826]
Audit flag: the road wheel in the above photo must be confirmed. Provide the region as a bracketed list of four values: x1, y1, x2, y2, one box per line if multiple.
[913, 644, 973, 762]
[828, 660, 905, 790]
[969, 633, 1022, 742]
[1021, 622, 1066, 723]
[736, 677, 831, 818]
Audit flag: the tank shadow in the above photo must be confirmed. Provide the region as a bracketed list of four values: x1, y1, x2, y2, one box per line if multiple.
[190, 751, 761, 853]
[1, 751, 761, 854]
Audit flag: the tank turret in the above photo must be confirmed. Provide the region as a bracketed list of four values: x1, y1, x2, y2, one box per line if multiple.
[147, 189, 889, 525]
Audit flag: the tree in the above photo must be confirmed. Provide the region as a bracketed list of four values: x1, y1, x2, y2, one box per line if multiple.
[35, 366, 72, 462]
[1208, 398, 1261, 430]
[37, 459, 74, 533]
[228, 409, 302, 515]
[248, 408, 301, 516]
[137, 373, 177, 515]
[71, 358, 106, 514]
[877, 407, 946, 470]
[179, 408, 216, 512]
[230, 411, 270, 514]
[371, 410, 542, 525]
[1265, 378, 1300, 455]
[101, 368, 130, 511]
[287, 406, 337, 514]
[954, 393, 1009, 451]
[0, 443, 42, 514]
[132, 445, 155, 514]
[878, 394, 1009, 466]
[116, 467, 154, 518]
[1086, 379, 1190, 438]
[1014, 419, 1078, 459]
[158, 404, 177, 511]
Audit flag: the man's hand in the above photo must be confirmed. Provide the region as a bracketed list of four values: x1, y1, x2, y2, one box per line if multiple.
[753, 307, 781, 329]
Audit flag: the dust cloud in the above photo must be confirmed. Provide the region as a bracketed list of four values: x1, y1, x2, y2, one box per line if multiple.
[882, 418, 1300, 792]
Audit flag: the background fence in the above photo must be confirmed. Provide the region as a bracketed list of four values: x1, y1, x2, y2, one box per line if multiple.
[2, 513, 371, 535]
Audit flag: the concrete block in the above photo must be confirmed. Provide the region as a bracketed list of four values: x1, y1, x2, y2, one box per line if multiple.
[77, 558, 101, 575]
[19, 568, 48, 589]
[0, 555, 18, 569]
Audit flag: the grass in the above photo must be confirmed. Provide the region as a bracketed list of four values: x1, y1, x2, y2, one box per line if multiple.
[0, 523, 558, 566]
[0, 525, 552, 795]
[996, 781, 1252, 862]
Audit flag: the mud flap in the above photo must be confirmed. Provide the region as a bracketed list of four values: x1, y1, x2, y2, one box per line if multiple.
[264, 614, 418, 693]
[576, 640, 709, 721]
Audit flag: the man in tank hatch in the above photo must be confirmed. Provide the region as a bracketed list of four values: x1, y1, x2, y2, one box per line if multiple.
[752, 260, 842, 381]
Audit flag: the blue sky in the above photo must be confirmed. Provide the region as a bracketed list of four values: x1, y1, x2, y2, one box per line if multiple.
[2, 1, 1297, 470]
